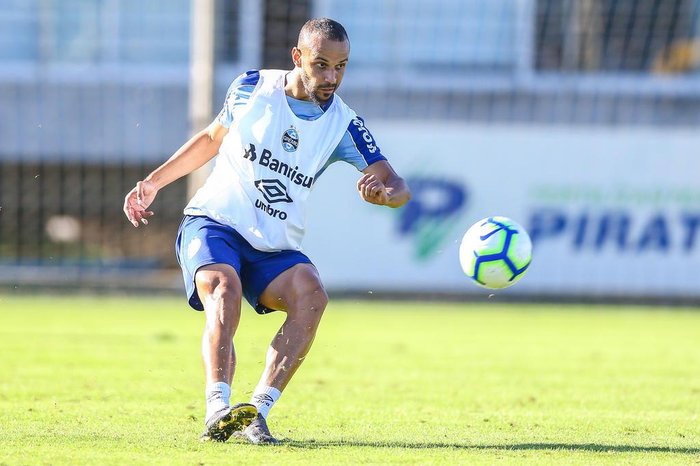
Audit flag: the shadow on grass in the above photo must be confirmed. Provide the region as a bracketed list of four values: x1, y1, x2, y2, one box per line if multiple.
[281, 440, 700, 454]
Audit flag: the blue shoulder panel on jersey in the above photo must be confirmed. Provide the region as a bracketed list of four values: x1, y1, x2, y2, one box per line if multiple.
[216, 70, 261, 127]
[223, 70, 260, 103]
[235, 69, 261, 87]
[346, 116, 386, 166]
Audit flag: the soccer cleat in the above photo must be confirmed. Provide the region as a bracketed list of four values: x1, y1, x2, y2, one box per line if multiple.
[200, 403, 257, 442]
[232, 413, 280, 444]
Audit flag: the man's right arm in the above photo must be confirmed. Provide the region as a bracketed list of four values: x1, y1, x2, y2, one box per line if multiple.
[124, 70, 259, 227]
[144, 122, 228, 190]
[144, 69, 260, 190]
[123, 122, 228, 227]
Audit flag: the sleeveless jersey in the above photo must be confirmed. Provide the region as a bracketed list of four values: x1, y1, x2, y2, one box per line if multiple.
[184, 69, 357, 251]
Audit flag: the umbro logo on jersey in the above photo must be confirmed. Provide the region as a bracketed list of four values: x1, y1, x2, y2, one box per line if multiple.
[255, 179, 293, 204]
[254, 179, 292, 220]
[282, 126, 299, 152]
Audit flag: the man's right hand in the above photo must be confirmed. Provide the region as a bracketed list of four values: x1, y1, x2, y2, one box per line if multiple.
[123, 180, 158, 227]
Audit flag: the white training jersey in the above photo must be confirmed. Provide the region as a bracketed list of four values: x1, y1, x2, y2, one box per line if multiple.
[184, 69, 356, 251]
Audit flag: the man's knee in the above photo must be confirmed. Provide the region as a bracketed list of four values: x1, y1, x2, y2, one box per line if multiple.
[260, 264, 329, 317]
[287, 264, 328, 302]
[286, 268, 328, 324]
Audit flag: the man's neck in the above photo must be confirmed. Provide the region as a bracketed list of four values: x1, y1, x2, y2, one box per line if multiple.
[284, 69, 311, 101]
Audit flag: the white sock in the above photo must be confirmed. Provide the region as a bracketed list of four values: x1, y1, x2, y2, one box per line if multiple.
[250, 385, 281, 419]
[205, 381, 231, 423]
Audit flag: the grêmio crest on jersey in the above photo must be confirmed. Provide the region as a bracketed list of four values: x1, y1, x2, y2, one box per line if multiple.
[281, 126, 299, 152]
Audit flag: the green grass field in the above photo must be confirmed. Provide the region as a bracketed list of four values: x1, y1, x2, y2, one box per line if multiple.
[1, 295, 699, 465]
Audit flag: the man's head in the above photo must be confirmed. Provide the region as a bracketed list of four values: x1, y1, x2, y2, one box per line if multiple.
[292, 18, 350, 105]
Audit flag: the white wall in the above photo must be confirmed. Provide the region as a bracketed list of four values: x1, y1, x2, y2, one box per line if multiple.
[303, 122, 700, 299]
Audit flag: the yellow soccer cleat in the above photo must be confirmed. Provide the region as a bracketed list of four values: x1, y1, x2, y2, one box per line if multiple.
[200, 403, 257, 442]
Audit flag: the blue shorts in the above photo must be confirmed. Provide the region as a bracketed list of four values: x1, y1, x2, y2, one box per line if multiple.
[175, 215, 313, 314]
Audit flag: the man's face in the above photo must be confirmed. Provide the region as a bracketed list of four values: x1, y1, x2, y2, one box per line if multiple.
[295, 35, 350, 105]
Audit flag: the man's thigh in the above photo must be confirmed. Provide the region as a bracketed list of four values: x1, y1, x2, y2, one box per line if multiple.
[240, 245, 313, 314]
[257, 263, 324, 313]
[176, 215, 245, 310]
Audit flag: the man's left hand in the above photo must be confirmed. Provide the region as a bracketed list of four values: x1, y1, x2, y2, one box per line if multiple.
[357, 173, 389, 205]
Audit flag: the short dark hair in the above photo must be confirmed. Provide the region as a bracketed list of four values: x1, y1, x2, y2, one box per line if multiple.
[298, 18, 349, 46]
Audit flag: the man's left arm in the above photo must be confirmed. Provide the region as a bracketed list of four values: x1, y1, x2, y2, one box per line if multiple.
[358, 160, 411, 208]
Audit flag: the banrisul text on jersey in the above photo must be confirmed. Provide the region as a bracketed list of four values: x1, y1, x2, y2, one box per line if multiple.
[242, 144, 314, 188]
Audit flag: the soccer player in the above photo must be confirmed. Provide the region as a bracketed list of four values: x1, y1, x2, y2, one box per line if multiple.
[123, 18, 410, 444]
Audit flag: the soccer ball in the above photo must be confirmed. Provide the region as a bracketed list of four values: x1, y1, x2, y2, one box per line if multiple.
[459, 216, 532, 289]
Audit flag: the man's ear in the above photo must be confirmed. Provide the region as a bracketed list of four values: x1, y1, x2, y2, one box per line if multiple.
[291, 47, 302, 68]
